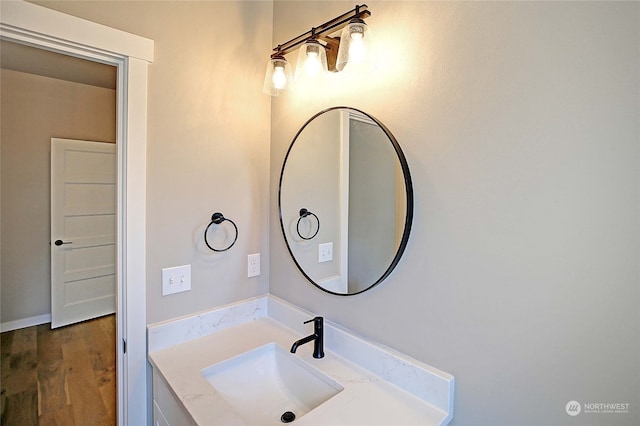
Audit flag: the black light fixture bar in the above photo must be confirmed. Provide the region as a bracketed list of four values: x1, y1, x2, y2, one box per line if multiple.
[270, 4, 371, 58]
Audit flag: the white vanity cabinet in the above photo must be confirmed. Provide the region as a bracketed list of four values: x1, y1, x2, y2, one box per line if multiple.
[152, 369, 195, 426]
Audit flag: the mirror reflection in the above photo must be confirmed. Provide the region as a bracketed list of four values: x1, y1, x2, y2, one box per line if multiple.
[279, 107, 413, 295]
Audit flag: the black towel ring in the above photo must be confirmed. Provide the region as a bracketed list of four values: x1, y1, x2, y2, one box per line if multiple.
[296, 208, 320, 240]
[204, 212, 238, 252]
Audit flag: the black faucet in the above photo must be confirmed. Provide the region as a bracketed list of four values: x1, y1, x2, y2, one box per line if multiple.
[290, 316, 324, 359]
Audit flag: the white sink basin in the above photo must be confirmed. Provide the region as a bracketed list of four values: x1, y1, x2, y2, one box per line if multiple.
[201, 343, 343, 425]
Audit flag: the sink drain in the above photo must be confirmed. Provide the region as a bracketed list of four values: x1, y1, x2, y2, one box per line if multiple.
[281, 411, 296, 423]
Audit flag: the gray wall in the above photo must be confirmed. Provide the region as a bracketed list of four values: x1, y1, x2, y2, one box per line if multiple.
[269, 2, 639, 425]
[32, 0, 274, 324]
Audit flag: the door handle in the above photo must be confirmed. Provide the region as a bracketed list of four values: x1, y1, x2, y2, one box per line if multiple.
[54, 239, 72, 246]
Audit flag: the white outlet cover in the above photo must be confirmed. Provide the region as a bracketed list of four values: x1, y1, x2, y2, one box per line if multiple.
[162, 264, 191, 296]
[248, 253, 260, 277]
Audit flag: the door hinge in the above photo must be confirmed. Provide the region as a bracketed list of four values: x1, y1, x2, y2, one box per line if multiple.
[122, 338, 127, 354]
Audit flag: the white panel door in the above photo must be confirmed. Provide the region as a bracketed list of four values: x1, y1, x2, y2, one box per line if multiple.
[51, 138, 116, 328]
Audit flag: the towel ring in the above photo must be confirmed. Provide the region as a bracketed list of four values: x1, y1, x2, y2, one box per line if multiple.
[296, 208, 319, 240]
[204, 212, 238, 252]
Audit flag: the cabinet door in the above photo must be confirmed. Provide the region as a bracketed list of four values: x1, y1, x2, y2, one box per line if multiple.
[152, 369, 196, 425]
[153, 401, 170, 426]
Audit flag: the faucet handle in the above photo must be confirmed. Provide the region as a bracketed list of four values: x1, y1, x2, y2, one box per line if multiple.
[304, 316, 322, 324]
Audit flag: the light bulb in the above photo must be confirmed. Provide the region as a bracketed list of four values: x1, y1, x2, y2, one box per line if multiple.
[304, 55, 321, 77]
[347, 23, 367, 63]
[303, 43, 321, 76]
[303, 44, 322, 77]
[272, 63, 287, 89]
[348, 37, 366, 64]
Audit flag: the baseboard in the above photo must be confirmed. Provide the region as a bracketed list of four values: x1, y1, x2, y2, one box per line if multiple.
[1, 313, 51, 332]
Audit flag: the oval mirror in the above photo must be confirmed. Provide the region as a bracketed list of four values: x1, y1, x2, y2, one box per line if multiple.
[279, 107, 413, 295]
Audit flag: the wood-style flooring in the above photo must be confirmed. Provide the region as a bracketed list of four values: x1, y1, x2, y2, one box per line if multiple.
[0, 315, 116, 426]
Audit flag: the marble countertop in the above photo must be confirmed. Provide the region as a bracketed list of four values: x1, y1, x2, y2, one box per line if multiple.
[147, 296, 453, 426]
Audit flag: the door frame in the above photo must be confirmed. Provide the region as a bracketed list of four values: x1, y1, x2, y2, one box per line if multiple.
[1, 2, 153, 425]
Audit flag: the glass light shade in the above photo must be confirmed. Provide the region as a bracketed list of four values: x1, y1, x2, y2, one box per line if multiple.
[263, 55, 294, 96]
[294, 39, 328, 85]
[335, 19, 373, 72]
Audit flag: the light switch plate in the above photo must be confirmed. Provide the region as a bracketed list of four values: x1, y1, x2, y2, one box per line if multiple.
[162, 264, 191, 296]
[318, 242, 333, 263]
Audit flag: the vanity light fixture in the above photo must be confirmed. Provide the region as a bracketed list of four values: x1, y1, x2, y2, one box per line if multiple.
[263, 4, 373, 96]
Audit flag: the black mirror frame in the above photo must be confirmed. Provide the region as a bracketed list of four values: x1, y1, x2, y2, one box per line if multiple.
[278, 106, 414, 296]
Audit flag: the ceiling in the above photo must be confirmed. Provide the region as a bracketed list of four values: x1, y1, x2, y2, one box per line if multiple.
[0, 40, 117, 89]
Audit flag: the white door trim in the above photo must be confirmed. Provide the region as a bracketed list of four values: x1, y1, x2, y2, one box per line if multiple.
[0, 2, 153, 425]
[338, 110, 350, 294]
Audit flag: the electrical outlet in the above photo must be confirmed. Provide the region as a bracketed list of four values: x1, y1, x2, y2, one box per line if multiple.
[318, 242, 333, 263]
[162, 264, 191, 296]
[248, 253, 260, 277]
